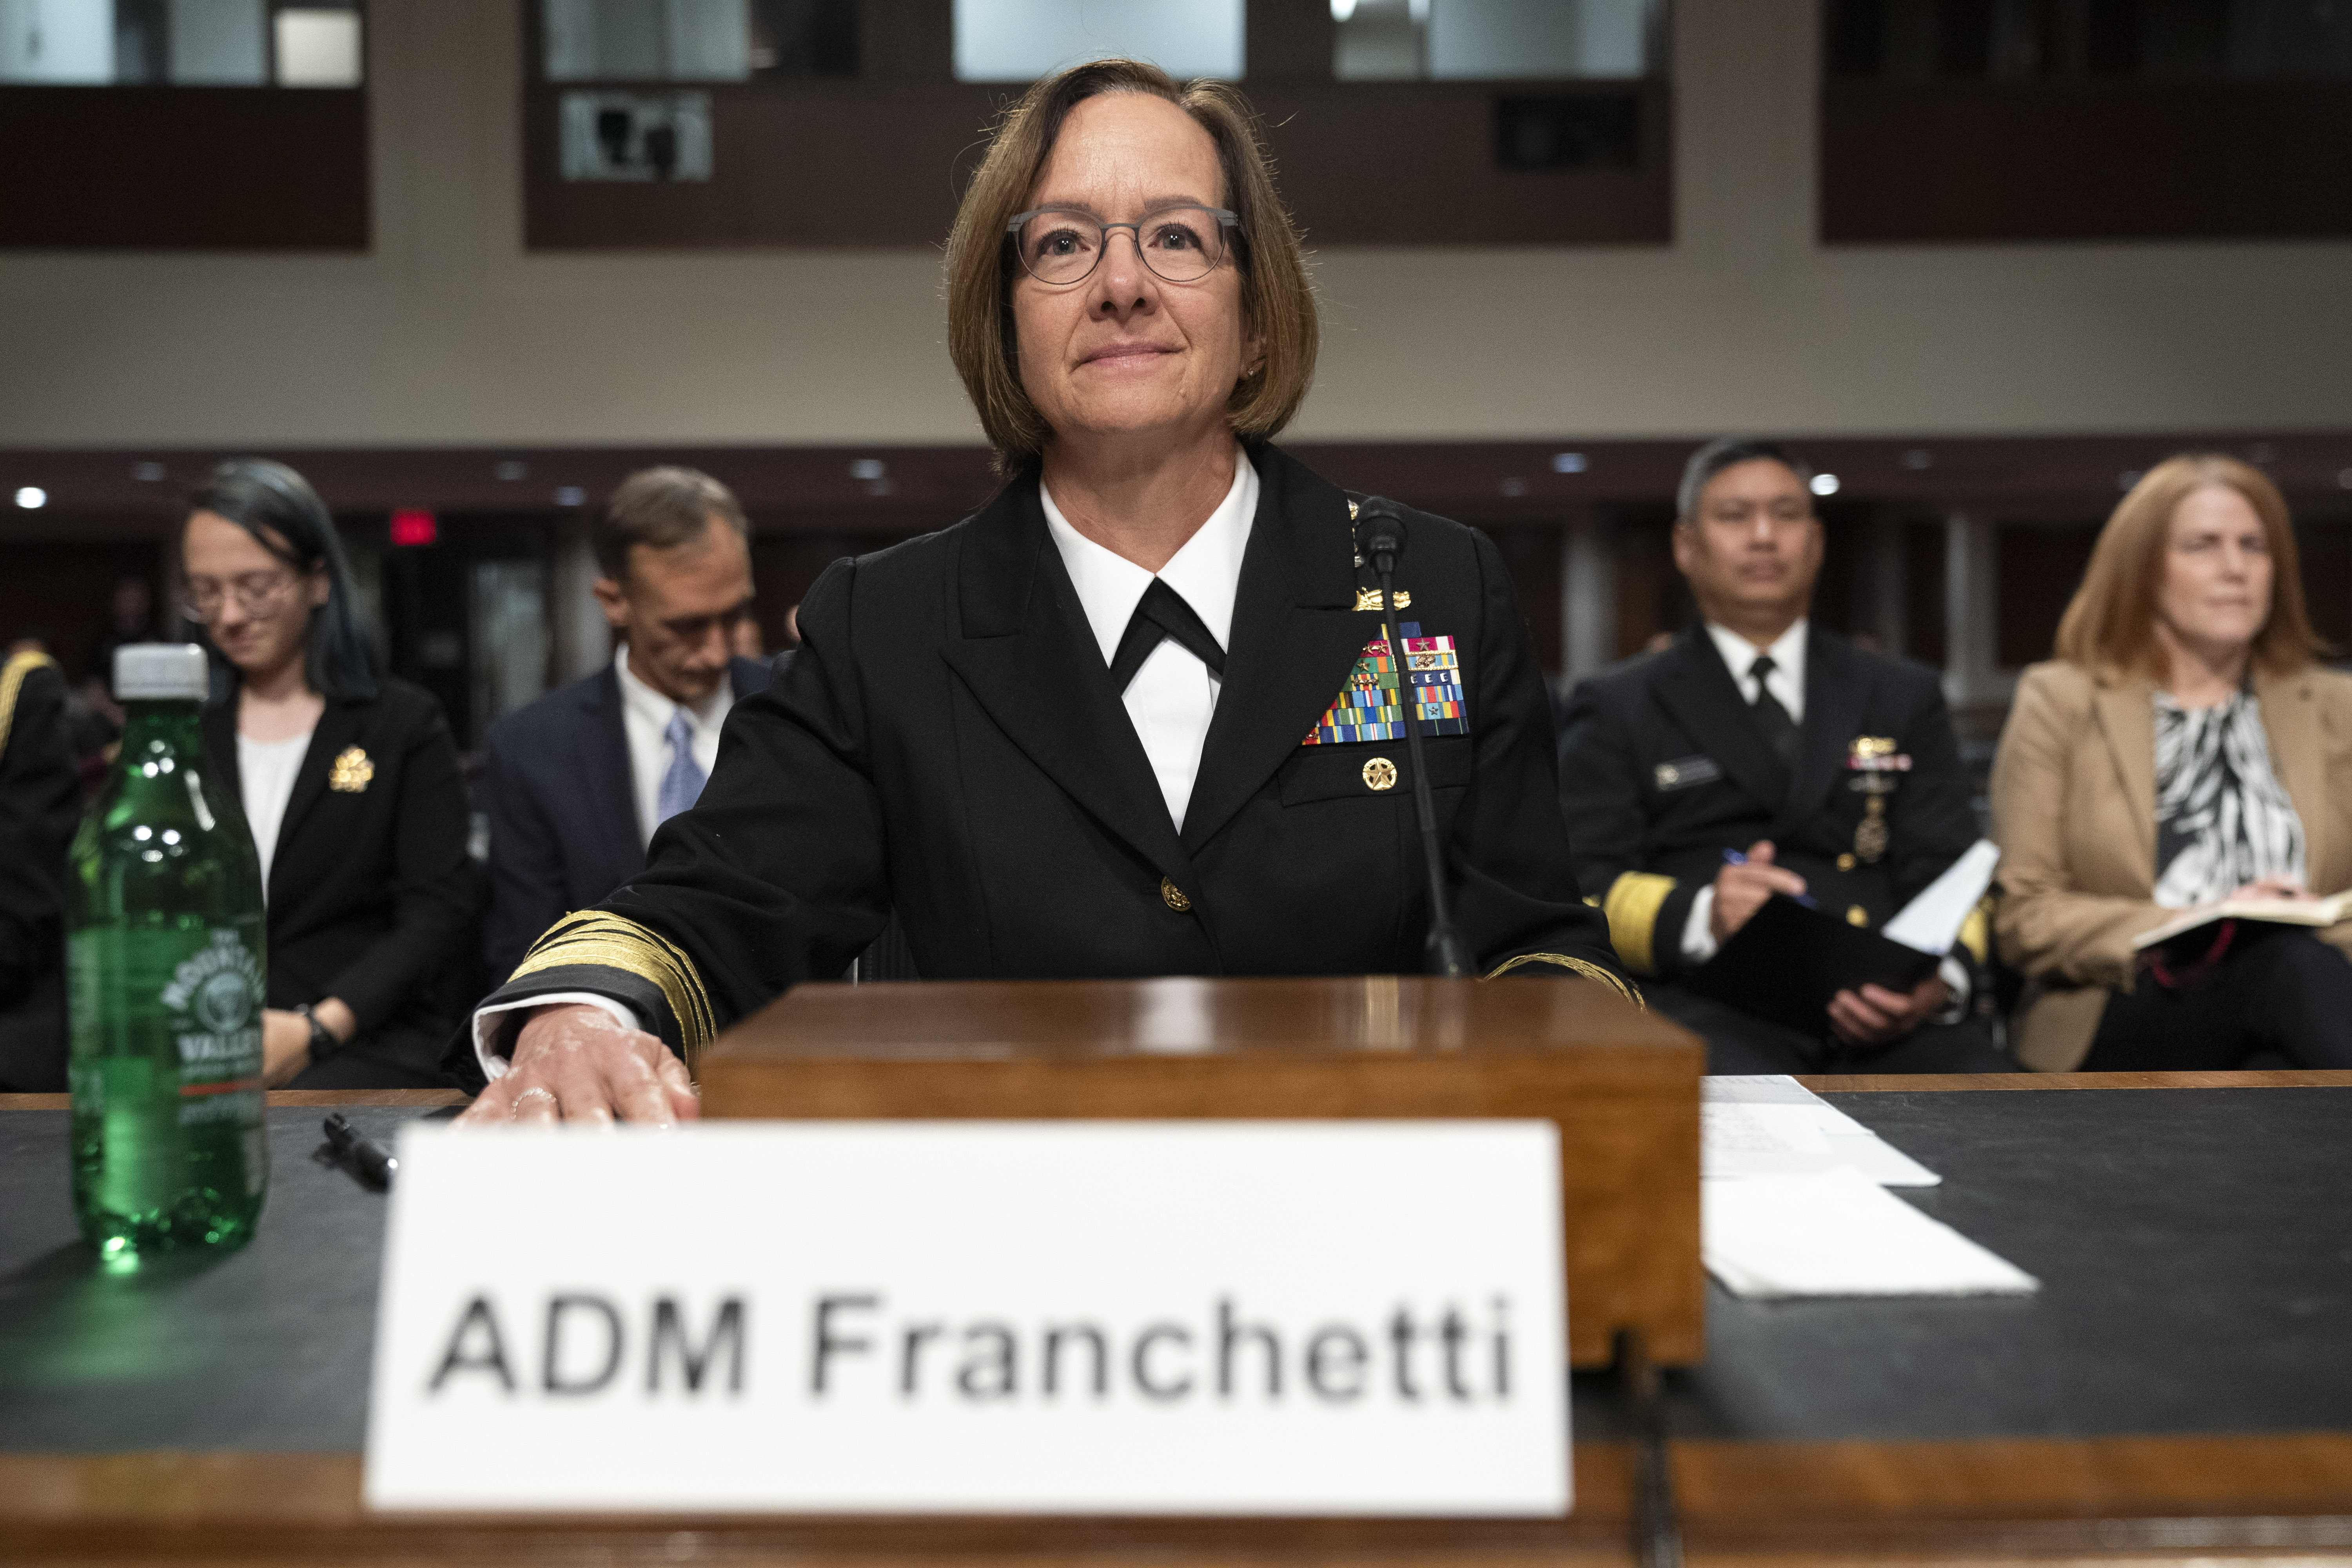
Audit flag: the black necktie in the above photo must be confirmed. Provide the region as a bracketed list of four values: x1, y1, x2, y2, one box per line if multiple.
[1748, 653, 1797, 764]
[1109, 579, 1225, 693]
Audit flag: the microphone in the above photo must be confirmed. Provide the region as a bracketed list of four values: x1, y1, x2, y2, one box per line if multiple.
[1357, 498, 1471, 978]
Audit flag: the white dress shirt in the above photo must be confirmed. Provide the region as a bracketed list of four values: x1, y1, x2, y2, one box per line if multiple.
[616, 643, 735, 848]
[1704, 617, 1808, 724]
[1041, 453, 1258, 831]
[236, 728, 313, 894]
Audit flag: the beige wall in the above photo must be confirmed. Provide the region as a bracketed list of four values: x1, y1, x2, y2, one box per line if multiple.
[4, 0, 2350, 450]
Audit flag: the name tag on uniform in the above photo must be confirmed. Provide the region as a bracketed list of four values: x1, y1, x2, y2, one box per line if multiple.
[1653, 755, 1721, 792]
[366, 1122, 1570, 1516]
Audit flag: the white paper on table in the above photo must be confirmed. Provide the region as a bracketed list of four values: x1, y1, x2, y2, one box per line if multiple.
[1702, 1168, 2039, 1299]
[1702, 1076, 1941, 1186]
[1881, 838, 2000, 955]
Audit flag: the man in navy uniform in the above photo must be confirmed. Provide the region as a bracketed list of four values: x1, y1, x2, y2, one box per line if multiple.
[479, 468, 773, 982]
[1558, 438, 2012, 1074]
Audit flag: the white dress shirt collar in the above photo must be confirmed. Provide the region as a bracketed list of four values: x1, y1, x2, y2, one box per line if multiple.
[1040, 450, 1258, 831]
[615, 644, 735, 848]
[1704, 617, 1808, 724]
[1042, 453, 1256, 662]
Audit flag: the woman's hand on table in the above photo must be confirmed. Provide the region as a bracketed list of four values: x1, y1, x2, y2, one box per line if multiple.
[456, 1002, 699, 1128]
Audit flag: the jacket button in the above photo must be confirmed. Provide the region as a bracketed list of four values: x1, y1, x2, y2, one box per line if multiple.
[1160, 878, 1192, 912]
[1846, 905, 1869, 927]
[1837, 852, 1857, 871]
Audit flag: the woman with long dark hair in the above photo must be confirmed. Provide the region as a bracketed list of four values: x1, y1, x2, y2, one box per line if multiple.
[180, 459, 474, 1087]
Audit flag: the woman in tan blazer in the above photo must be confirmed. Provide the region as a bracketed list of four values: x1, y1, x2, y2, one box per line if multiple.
[1991, 455, 2352, 1072]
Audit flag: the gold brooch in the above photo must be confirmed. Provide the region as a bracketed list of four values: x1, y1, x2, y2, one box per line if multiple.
[328, 746, 374, 793]
[1362, 757, 1398, 792]
[1352, 587, 1412, 612]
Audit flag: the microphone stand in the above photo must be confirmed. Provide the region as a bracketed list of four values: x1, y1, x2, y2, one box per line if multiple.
[1362, 501, 1471, 979]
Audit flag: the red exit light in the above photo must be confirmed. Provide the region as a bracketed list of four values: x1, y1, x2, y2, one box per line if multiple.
[390, 509, 437, 547]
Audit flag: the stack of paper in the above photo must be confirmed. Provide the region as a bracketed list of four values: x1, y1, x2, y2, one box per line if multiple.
[1702, 1076, 1940, 1185]
[1702, 1169, 2040, 1299]
[1700, 1076, 2039, 1299]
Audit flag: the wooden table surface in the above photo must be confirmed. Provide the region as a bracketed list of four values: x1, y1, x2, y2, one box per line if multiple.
[5, 1072, 2348, 1565]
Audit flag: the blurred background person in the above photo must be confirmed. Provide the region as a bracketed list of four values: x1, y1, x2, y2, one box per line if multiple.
[182, 460, 475, 1088]
[478, 467, 769, 983]
[1993, 456, 2352, 1072]
[0, 643, 81, 1091]
[1560, 438, 2008, 1074]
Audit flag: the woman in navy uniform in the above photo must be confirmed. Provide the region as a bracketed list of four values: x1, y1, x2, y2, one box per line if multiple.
[458, 60, 1629, 1123]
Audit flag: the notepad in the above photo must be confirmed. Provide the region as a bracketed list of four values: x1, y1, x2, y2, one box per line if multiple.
[2131, 889, 2352, 951]
[1702, 1168, 2040, 1299]
[1689, 840, 1999, 1034]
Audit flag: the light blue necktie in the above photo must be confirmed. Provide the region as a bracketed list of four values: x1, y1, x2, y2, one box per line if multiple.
[656, 709, 706, 827]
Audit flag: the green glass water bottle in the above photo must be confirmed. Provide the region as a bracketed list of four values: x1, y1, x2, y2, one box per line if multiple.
[67, 644, 269, 1265]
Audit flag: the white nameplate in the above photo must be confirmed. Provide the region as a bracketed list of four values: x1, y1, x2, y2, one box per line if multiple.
[365, 1121, 1567, 1516]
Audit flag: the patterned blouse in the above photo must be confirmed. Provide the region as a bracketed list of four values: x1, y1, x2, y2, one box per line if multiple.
[2151, 688, 2304, 909]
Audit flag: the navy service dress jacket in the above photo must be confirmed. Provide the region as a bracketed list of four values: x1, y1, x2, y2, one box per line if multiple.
[465, 443, 1633, 1074]
[1557, 625, 1988, 986]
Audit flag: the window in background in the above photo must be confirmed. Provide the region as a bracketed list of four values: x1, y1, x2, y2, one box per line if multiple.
[469, 560, 550, 749]
[275, 7, 361, 85]
[559, 89, 713, 179]
[1826, 0, 2352, 80]
[543, 0, 855, 82]
[1335, 0, 1655, 82]
[0, 0, 363, 85]
[953, 0, 1243, 83]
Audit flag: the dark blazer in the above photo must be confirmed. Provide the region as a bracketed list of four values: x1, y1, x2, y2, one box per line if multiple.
[480, 654, 772, 981]
[0, 655, 82, 1091]
[203, 676, 474, 1087]
[468, 444, 1630, 1073]
[1558, 625, 1982, 983]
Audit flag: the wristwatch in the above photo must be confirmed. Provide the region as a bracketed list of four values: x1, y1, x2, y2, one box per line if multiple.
[294, 1003, 341, 1063]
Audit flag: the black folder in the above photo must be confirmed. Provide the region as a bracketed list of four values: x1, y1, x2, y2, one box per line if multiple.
[1686, 893, 1943, 1037]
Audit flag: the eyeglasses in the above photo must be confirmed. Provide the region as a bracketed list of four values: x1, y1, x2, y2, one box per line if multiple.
[1006, 205, 1240, 287]
[185, 570, 301, 619]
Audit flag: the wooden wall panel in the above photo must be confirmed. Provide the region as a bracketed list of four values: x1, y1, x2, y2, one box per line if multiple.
[1823, 80, 2352, 243]
[0, 87, 368, 250]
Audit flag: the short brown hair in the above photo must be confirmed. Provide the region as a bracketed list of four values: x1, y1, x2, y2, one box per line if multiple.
[2053, 453, 2321, 679]
[943, 58, 1318, 474]
[595, 466, 749, 581]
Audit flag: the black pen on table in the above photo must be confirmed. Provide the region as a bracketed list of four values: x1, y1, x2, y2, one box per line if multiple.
[323, 1112, 398, 1191]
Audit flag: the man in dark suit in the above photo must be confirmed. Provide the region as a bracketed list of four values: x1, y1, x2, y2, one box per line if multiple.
[481, 468, 772, 981]
[1559, 438, 2011, 1074]
[0, 649, 82, 1091]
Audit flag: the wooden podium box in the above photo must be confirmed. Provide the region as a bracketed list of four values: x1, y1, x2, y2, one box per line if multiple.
[700, 975, 1705, 1368]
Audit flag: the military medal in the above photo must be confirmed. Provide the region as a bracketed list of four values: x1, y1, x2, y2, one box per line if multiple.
[1844, 737, 1904, 864]
[1302, 621, 1467, 746]
[1855, 795, 1889, 862]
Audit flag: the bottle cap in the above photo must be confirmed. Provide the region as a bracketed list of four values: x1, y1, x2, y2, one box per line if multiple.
[114, 643, 211, 702]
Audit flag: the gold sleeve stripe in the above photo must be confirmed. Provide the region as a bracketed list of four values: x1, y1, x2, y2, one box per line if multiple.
[1958, 898, 1992, 966]
[509, 911, 717, 1069]
[1484, 951, 1644, 1008]
[0, 649, 58, 760]
[1601, 871, 1677, 976]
